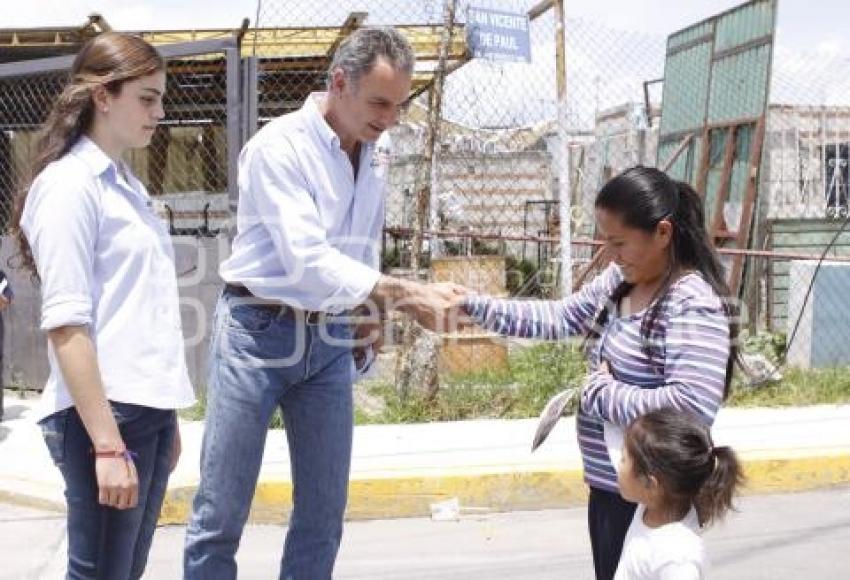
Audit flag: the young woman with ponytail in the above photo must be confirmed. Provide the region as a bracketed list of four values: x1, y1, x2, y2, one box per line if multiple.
[614, 408, 743, 579]
[10, 33, 194, 579]
[460, 166, 738, 580]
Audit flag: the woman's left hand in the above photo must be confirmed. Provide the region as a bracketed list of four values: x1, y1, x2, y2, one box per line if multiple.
[169, 419, 182, 473]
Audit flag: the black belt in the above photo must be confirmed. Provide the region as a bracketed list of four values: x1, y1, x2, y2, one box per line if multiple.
[223, 283, 333, 325]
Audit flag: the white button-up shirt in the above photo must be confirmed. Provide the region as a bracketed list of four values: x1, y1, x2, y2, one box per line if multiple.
[21, 136, 195, 421]
[220, 93, 389, 312]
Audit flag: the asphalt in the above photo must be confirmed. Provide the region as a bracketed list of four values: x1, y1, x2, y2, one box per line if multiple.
[1, 392, 849, 524]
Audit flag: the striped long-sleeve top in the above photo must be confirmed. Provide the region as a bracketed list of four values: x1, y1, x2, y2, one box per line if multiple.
[461, 263, 731, 493]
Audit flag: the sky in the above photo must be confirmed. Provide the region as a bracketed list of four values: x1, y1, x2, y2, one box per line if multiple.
[5, 0, 848, 57]
[5, 0, 849, 127]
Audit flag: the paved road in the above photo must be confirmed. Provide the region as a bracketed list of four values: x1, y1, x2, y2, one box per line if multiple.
[2, 487, 849, 579]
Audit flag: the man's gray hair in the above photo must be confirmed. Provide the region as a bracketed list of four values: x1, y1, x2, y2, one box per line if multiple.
[327, 27, 415, 89]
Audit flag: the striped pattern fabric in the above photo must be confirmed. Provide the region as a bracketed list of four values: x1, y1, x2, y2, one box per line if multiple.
[462, 264, 730, 493]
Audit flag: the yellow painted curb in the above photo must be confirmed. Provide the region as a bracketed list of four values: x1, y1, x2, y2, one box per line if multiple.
[738, 454, 850, 495]
[157, 453, 850, 525]
[0, 490, 65, 514]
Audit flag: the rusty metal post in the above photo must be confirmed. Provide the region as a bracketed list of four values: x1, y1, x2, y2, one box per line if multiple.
[553, 0, 573, 294]
[395, 0, 457, 400]
[528, 1, 570, 293]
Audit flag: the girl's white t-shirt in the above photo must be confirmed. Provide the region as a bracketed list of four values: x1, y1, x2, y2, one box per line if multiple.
[614, 504, 708, 580]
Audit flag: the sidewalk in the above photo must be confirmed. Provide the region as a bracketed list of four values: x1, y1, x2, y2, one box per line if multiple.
[1, 391, 849, 523]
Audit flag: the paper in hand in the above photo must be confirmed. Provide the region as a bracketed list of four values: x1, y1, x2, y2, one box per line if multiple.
[603, 422, 624, 473]
[531, 386, 579, 452]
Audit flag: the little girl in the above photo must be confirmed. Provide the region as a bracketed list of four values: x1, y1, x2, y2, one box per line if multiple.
[614, 408, 743, 580]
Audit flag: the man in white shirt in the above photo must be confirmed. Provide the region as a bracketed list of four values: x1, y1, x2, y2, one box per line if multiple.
[184, 27, 466, 580]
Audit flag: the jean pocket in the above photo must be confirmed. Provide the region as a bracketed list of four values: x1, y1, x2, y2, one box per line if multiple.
[39, 410, 70, 467]
[110, 401, 148, 426]
[226, 302, 277, 334]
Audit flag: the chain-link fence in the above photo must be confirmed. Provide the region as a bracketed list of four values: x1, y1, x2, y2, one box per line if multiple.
[253, 0, 568, 299]
[2, 0, 849, 391]
[558, 0, 850, 376]
[752, 39, 850, 370]
[0, 70, 66, 228]
[0, 37, 243, 392]
[252, 0, 574, 383]
[0, 37, 239, 236]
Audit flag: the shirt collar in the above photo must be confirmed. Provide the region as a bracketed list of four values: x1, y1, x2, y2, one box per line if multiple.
[303, 93, 340, 151]
[303, 92, 375, 157]
[69, 135, 115, 177]
[70, 135, 147, 201]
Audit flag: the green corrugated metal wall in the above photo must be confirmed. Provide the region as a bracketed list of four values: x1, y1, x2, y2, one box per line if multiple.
[657, 0, 776, 222]
[768, 219, 850, 331]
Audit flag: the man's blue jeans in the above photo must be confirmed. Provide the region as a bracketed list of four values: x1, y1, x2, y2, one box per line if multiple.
[184, 287, 356, 580]
[40, 402, 176, 580]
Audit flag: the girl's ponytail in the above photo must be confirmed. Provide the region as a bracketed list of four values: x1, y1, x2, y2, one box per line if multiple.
[694, 445, 744, 527]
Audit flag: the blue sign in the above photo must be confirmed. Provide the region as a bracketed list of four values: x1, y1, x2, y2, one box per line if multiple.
[466, 6, 531, 63]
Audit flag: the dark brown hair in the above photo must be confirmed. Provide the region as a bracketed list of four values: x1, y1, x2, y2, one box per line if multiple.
[588, 166, 739, 399]
[625, 408, 743, 528]
[10, 32, 164, 276]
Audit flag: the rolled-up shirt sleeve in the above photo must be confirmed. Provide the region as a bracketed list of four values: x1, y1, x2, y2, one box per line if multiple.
[21, 173, 99, 331]
[242, 140, 381, 311]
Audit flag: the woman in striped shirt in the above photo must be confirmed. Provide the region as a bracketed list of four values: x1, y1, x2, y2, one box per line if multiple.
[461, 166, 738, 580]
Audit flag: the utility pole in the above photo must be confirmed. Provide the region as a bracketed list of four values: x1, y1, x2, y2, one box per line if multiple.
[395, 0, 458, 400]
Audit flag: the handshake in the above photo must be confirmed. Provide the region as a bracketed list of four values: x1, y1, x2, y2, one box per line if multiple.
[365, 275, 478, 334]
[354, 276, 473, 366]
[352, 277, 479, 371]
[396, 279, 476, 333]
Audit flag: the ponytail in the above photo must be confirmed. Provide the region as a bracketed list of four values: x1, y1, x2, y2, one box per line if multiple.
[694, 445, 744, 527]
[672, 181, 740, 399]
[626, 409, 744, 529]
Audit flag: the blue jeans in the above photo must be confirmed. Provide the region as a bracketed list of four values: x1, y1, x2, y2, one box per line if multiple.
[184, 288, 356, 580]
[40, 402, 176, 580]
